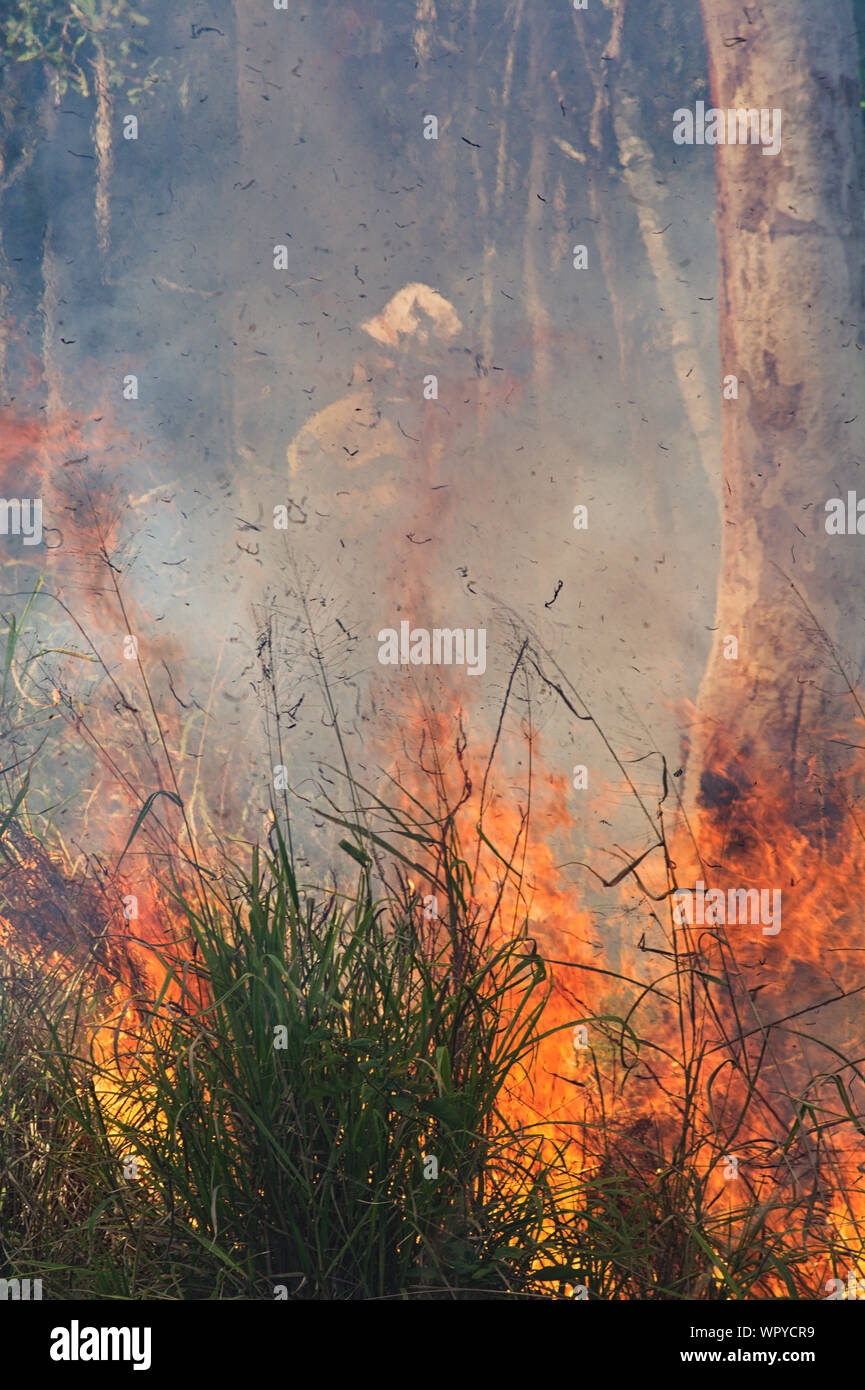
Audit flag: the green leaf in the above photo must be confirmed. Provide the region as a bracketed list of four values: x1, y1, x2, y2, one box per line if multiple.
[116, 788, 183, 869]
[339, 838, 371, 868]
[0, 771, 30, 841]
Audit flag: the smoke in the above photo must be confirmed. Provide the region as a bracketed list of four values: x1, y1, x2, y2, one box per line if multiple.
[1, 0, 721, 871]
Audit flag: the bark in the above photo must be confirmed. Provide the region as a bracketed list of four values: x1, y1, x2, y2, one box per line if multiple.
[692, 0, 865, 837]
[92, 42, 113, 263]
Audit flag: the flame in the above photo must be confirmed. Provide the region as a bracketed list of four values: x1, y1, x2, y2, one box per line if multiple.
[376, 673, 865, 1295]
[2, 379, 863, 1297]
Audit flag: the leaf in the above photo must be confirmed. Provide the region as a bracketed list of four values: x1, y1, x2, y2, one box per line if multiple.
[831, 1074, 865, 1138]
[116, 789, 183, 869]
[338, 838, 371, 868]
[0, 772, 31, 841]
[434, 1045, 452, 1093]
[424, 1097, 464, 1129]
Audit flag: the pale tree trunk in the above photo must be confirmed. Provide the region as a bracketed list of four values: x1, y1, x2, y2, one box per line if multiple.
[0, 63, 51, 394]
[692, 0, 865, 838]
[38, 70, 63, 417]
[562, 0, 724, 606]
[92, 41, 113, 264]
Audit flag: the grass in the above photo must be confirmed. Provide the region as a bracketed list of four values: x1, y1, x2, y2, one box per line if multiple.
[1, 768, 862, 1302]
[0, 816, 585, 1300]
[0, 580, 864, 1300]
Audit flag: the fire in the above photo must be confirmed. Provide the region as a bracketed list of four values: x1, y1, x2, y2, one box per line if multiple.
[1, 390, 862, 1298]
[671, 718, 865, 1279]
[0, 402, 217, 1167]
[376, 670, 865, 1295]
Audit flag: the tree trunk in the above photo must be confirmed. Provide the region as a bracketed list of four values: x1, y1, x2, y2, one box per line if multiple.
[692, 0, 865, 839]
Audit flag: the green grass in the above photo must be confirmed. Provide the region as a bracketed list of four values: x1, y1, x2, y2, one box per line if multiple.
[1, 583, 864, 1300]
[1, 796, 863, 1302]
[0, 818, 588, 1300]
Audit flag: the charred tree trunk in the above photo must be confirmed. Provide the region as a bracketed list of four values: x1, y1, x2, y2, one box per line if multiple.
[692, 0, 865, 840]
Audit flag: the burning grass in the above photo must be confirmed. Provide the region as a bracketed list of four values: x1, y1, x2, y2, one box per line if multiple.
[1, 769, 863, 1300]
[0, 822, 583, 1299]
[0, 573, 864, 1298]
